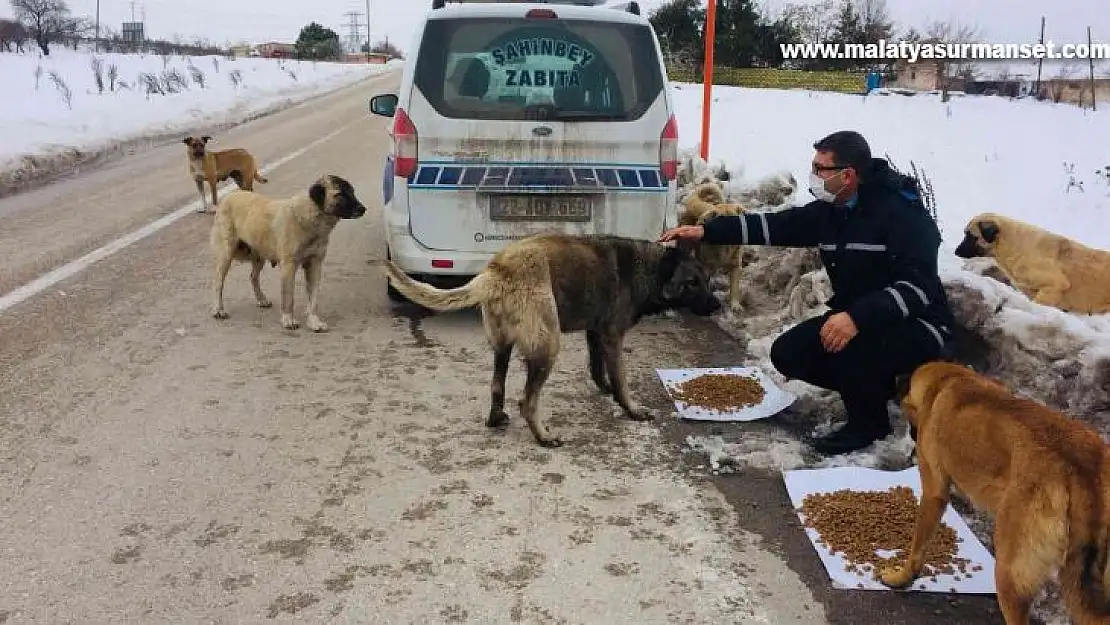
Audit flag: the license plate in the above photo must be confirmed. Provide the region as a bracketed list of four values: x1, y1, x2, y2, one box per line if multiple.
[489, 195, 593, 222]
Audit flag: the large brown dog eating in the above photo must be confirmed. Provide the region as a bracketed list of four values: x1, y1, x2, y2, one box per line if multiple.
[210, 175, 366, 332]
[383, 233, 721, 447]
[881, 360, 1110, 624]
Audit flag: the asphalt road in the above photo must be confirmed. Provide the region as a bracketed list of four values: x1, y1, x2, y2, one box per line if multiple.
[0, 69, 1006, 624]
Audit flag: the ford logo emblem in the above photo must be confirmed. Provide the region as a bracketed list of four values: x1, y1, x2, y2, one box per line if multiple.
[532, 126, 553, 137]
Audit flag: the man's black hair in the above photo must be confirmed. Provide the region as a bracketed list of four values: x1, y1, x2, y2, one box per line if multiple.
[813, 130, 872, 183]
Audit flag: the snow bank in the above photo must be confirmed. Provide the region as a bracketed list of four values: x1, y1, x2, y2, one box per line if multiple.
[0, 48, 396, 194]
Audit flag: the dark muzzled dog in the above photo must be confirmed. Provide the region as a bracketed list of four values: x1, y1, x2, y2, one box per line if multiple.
[210, 174, 366, 332]
[382, 234, 720, 447]
[955, 212, 1110, 314]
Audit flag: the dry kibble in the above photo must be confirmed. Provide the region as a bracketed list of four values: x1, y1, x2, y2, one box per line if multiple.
[671, 373, 766, 412]
[799, 486, 971, 576]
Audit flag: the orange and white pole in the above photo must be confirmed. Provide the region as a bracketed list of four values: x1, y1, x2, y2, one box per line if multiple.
[699, 0, 717, 161]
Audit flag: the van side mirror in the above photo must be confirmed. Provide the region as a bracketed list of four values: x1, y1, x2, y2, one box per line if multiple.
[370, 94, 398, 117]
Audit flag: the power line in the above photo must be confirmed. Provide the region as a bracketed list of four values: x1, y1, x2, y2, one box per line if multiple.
[342, 11, 365, 54]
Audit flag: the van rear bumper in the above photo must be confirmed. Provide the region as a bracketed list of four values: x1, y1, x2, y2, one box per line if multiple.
[388, 232, 492, 278]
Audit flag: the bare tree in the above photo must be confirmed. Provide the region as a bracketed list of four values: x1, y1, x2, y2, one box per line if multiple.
[0, 18, 29, 52]
[10, 0, 70, 55]
[780, 0, 838, 69]
[925, 20, 983, 101]
[781, 0, 838, 45]
[59, 15, 92, 50]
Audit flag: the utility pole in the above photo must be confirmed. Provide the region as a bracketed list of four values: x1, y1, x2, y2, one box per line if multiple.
[364, 0, 372, 62]
[1089, 26, 1097, 111]
[1034, 16, 1045, 99]
[95, 0, 100, 52]
[700, 0, 717, 160]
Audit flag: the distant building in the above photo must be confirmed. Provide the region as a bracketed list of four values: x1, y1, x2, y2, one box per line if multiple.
[891, 57, 943, 91]
[344, 52, 390, 64]
[1034, 76, 1110, 106]
[257, 41, 295, 58]
[889, 38, 975, 93]
[229, 44, 254, 58]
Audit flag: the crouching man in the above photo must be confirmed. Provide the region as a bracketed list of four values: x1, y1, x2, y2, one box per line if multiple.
[659, 130, 955, 455]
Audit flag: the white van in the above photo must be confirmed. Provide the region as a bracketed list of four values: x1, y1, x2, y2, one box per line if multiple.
[369, 0, 679, 301]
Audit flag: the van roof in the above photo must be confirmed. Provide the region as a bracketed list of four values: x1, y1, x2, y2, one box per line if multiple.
[427, 2, 648, 26]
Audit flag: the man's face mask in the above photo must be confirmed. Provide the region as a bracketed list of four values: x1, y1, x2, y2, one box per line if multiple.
[809, 168, 846, 203]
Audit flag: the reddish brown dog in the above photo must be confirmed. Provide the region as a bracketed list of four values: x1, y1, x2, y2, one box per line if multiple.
[882, 361, 1110, 624]
[183, 135, 267, 213]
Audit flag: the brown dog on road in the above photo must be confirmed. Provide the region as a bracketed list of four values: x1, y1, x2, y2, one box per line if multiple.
[382, 233, 721, 448]
[210, 175, 366, 332]
[955, 212, 1110, 314]
[678, 181, 747, 312]
[880, 360, 1110, 624]
[183, 135, 268, 213]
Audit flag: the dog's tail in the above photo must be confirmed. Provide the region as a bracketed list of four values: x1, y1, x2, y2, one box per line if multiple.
[1060, 492, 1110, 617]
[383, 260, 488, 312]
[254, 171, 268, 184]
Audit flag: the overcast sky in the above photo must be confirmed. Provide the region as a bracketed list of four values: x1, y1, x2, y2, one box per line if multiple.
[0, 0, 1102, 56]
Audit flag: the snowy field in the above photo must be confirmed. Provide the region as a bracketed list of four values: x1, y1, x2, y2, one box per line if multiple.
[669, 83, 1110, 624]
[0, 48, 397, 189]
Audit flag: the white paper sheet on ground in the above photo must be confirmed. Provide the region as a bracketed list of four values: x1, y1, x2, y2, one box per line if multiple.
[782, 466, 996, 594]
[656, 367, 796, 422]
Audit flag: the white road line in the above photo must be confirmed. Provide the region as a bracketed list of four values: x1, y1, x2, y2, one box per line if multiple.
[0, 117, 365, 315]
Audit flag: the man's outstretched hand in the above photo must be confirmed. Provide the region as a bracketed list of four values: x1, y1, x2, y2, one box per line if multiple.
[658, 225, 705, 243]
[820, 312, 859, 353]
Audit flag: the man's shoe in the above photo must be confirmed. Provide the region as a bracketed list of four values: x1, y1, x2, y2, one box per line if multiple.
[810, 426, 891, 456]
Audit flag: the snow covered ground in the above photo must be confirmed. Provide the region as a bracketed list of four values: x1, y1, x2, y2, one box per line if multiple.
[668, 83, 1110, 625]
[0, 48, 397, 190]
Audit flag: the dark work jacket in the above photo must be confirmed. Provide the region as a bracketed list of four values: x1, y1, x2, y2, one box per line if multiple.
[701, 158, 955, 347]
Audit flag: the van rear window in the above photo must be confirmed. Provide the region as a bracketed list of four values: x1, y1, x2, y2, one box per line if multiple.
[414, 17, 665, 122]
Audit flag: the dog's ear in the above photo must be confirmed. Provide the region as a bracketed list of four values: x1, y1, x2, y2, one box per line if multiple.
[182, 137, 191, 144]
[308, 181, 327, 207]
[201, 135, 212, 143]
[979, 220, 1000, 243]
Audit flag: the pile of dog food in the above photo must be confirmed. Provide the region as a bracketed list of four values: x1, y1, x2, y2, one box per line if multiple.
[799, 486, 980, 585]
[670, 373, 766, 412]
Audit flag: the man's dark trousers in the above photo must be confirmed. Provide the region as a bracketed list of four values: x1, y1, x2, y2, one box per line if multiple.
[770, 311, 947, 452]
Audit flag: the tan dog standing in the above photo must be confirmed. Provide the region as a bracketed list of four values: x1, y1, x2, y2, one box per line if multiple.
[955, 212, 1110, 314]
[210, 175, 366, 332]
[678, 181, 747, 312]
[183, 135, 268, 213]
[880, 361, 1110, 624]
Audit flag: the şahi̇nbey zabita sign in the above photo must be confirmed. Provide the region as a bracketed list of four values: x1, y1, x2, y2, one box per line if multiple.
[489, 37, 597, 88]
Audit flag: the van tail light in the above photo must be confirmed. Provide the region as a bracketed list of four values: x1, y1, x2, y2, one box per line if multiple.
[659, 114, 679, 181]
[392, 107, 418, 178]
